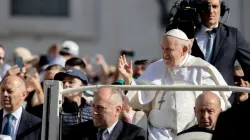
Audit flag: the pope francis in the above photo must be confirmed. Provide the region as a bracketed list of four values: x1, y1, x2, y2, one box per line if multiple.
[118, 29, 232, 140]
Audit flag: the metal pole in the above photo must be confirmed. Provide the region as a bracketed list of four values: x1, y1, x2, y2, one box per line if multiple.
[41, 80, 63, 140]
[45, 86, 51, 140]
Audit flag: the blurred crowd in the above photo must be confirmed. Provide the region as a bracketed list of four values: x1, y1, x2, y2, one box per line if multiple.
[0, 41, 152, 85]
[0, 41, 153, 140]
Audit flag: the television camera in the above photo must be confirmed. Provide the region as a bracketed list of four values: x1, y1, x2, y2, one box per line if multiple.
[166, 0, 230, 38]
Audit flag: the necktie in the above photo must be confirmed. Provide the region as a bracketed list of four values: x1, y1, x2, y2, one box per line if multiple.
[2, 114, 14, 136]
[205, 30, 214, 62]
[98, 129, 109, 140]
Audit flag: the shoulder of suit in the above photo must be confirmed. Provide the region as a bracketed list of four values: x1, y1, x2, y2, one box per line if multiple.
[219, 100, 246, 118]
[71, 120, 95, 130]
[121, 120, 144, 131]
[219, 23, 238, 32]
[23, 109, 41, 123]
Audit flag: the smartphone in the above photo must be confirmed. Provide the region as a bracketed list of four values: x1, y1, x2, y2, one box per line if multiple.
[234, 76, 248, 86]
[120, 50, 135, 57]
[15, 56, 24, 68]
[27, 68, 37, 77]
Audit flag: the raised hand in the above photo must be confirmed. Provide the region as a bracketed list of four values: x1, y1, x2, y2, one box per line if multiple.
[25, 69, 44, 107]
[118, 55, 133, 84]
[5, 65, 21, 77]
[95, 53, 106, 65]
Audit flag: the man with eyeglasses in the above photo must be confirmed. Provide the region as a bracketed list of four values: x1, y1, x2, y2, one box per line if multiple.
[233, 65, 249, 104]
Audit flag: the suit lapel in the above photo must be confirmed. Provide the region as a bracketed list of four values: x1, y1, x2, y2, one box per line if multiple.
[191, 39, 205, 59]
[17, 109, 30, 136]
[109, 120, 123, 140]
[0, 110, 3, 133]
[211, 25, 227, 64]
[89, 128, 98, 140]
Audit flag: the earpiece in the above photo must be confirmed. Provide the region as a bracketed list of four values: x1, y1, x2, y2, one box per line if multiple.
[220, 1, 230, 17]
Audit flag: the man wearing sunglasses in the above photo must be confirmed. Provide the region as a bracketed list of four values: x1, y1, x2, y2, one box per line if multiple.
[233, 65, 249, 104]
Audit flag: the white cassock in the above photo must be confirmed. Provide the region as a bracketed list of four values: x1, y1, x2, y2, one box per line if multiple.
[126, 54, 231, 140]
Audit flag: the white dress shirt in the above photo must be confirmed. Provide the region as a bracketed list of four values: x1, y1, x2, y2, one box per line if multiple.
[98, 121, 118, 140]
[2, 107, 23, 140]
[195, 24, 218, 58]
[106, 121, 118, 139]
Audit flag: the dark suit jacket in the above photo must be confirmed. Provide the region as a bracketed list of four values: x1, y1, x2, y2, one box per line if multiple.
[212, 98, 250, 140]
[66, 120, 146, 140]
[0, 109, 42, 140]
[191, 24, 250, 86]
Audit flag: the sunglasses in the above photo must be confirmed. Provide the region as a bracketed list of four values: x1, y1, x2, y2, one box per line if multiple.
[234, 76, 248, 82]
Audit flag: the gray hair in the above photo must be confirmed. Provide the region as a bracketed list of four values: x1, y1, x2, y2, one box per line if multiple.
[174, 38, 190, 48]
[97, 86, 124, 106]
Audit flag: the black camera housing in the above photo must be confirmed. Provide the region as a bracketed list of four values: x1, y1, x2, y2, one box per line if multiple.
[166, 0, 212, 38]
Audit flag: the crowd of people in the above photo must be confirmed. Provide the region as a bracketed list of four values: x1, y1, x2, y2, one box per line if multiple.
[0, 0, 250, 140]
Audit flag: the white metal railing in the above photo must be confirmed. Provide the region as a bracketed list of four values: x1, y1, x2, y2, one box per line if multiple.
[62, 85, 250, 94]
[41, 80, 250, 140]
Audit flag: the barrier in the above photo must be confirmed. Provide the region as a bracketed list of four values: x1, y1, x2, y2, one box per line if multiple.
[41, 80, 250, 140]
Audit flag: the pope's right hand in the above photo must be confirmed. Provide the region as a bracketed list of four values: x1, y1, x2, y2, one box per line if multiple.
[118, 55, 133, 84]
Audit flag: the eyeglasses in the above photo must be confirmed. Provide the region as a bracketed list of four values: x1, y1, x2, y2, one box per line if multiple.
[91, 104, 108, 112]
[234, 76, 248, 82]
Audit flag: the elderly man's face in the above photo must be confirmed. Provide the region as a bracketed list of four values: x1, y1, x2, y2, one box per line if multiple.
[162, 36, 185, 68]
[195, 97, 221, 129]
[62, 76, 83, 99]
[0, 77, 26, 112]
[92, 88, 121, 128]
[200, 0, 221, 28]
[0, 47, 5, 65]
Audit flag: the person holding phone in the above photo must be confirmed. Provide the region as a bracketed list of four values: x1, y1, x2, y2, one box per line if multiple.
[233, 65, 249, 104]
[2, 55, 27, 80]
[14, 47, 38, 69]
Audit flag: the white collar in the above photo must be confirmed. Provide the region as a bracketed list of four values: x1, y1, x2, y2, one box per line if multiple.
[106, 120, 118, 134]
[170, 53, 189, 72]
[200, 24, 219, 33]
[3, 107, 23, 120]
